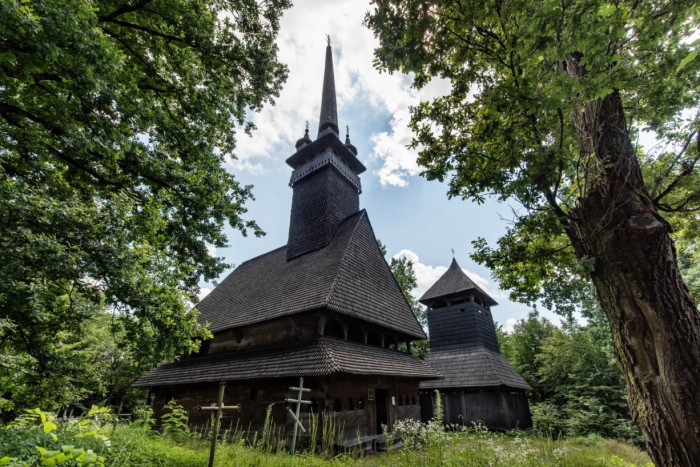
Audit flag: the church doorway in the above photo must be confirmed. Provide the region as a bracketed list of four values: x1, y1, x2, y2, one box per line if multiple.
[375, 388, 388, 433]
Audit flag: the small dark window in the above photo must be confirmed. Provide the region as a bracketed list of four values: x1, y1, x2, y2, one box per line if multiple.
[405, 395, 410, 406]
[398, 395, 403, 406]
[325, 320, 345, 340]
[358, 397, 364, 409]
[348, 398, 354, 411]
[310, 398, 319, 413]
[412, 395, 416, 406]
[250, 388, 258, 400]
[333, 398, 342, 412]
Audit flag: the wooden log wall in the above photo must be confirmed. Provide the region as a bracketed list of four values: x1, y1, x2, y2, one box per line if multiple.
[181, 309, 418, 361]
[419, 389, 532, 430]
[152, 375, 425, 441]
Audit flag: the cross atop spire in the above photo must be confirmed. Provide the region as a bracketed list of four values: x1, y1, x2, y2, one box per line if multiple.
[318, 39, 339, 138]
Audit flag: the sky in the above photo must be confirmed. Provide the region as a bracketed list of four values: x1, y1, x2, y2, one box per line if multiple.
[200, 0, 565, 333]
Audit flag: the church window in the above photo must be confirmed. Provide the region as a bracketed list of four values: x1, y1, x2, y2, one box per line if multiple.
[348, 398, 354, 411]
[324, 319, 345, 339]
[333, 398, 343, 412]
[347, 326, 364, 343]
[367, 332, 382, 347]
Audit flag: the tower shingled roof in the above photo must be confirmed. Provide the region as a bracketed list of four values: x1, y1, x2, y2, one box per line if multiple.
[317, 42, 339, 137]
[419, 258, 497, 306]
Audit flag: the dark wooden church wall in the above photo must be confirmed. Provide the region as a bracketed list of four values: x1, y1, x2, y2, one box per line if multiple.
[152, 378, 328, 436]
[207, 315, 318, 355]
[323, 375, 421, 436]
[420, 390, 532, 430]
[152, 375, 425, 439]
[200, 310, 415, 360]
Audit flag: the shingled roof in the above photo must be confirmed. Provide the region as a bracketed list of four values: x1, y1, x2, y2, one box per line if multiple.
[134, 337, 441, 387]
[419, 258, 497, 306]
[197, 210, 426, 339]
[420, 347, 531, 390]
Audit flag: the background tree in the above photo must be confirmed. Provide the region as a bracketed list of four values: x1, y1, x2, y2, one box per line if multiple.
[496, 311, 556, 402]
[366, 0, 700, 464]
[498, 308, 642, 443]
[378, 240, 430, 358]
[1, 0, 290, 409]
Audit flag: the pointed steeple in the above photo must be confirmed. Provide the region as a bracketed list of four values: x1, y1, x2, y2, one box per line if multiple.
[318, 37, 339, 138]
[419, 257, 497, 307]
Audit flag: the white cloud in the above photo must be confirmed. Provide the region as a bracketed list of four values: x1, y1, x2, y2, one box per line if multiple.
[392, 249, 503, 300]
[206, 244, 217, 257]
[198, 287, 212, 301]
[504, 318, 518, 333]
[222, 0, 449, 188]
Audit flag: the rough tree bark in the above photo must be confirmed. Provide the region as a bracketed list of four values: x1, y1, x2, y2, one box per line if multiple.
[562, 54, 700, 467]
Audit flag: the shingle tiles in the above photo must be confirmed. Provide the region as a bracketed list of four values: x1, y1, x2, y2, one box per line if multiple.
[133, 337, 441, 388]
[420, 347, 531, 390]
[196, 210, 426, 339]
[419, 258, 497, 306]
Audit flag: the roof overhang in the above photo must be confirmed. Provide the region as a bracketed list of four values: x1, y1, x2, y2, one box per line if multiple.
[286, 132, 366, 175]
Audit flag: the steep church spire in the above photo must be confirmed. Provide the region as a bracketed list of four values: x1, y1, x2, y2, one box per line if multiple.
[318, 36, 339, 137]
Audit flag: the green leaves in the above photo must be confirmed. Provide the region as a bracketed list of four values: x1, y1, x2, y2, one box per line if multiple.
[677, 39, 700, 71]
[1, 0, 291, 409]
[366, 0, 700, 315]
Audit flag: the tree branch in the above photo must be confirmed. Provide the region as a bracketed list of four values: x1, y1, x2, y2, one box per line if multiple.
[98, 0, 155, 22]
[653, 131, 700, 203]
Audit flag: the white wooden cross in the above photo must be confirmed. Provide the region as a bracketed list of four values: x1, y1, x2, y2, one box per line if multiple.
[285, 377, 312, 455]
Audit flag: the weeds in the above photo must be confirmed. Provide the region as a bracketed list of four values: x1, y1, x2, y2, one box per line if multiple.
[0, 404, 653, 467]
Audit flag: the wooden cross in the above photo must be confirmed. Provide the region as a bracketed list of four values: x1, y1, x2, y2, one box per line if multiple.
[195, 382, 241, 467]
[285, 377, 312, 455]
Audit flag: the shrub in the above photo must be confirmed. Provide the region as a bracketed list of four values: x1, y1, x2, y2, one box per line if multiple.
[530, 402, 567, 438]
[160, 401, 189, 440]
[0, 407, 112, 466]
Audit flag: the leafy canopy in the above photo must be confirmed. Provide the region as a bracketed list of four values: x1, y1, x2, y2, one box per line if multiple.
[365, 0, 700, 314]
[499, 310, 642, 442]
[0, 0, 291, 403]
[378, 240, 430, 358]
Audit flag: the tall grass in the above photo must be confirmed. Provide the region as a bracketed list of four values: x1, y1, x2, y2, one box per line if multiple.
[0, 403, 653, 467]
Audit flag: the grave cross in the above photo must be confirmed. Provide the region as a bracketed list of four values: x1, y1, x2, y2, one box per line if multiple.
[194, 382, 241, 467]
[285, 377, 312, 455]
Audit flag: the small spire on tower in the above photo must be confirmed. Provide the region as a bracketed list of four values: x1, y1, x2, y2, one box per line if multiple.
[344, 125, 358, 155]
[295, 121, 312, 150]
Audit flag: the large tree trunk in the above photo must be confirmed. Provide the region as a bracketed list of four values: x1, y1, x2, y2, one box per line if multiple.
[565, 55, 700, 467]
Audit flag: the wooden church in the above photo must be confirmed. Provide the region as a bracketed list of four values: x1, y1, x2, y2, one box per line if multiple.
[134, 43, 440, 439]
[418, 258, 532, 430]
